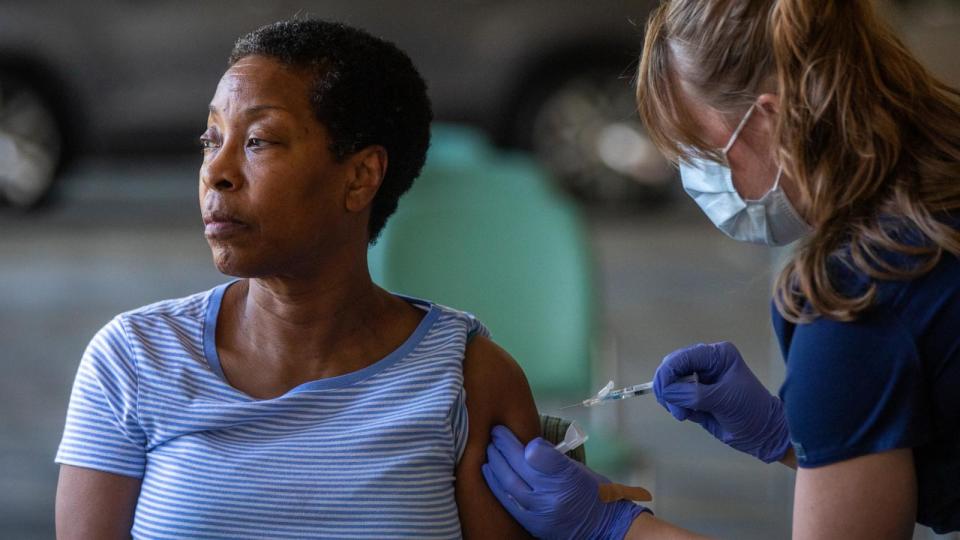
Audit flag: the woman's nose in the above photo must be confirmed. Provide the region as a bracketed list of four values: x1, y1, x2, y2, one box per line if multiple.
[200, 145, 244, 191]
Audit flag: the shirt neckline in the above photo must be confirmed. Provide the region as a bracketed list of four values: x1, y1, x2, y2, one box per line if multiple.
[202, 280, 441, 400]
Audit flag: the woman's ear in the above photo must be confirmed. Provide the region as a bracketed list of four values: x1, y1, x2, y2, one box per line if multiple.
[756, 93, 780, 117]
[344, 145, 388, 213]
[751, 93, 780, 143]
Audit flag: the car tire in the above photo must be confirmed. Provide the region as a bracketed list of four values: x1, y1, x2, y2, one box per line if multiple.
[0, 73, 62, 209]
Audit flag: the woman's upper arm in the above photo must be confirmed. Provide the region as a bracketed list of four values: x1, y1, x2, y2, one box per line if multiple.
[56, 465, 142, 540]
[56, 318, 146, 538]
[456, 335, 541, 539]
[793, 448, 917, 540]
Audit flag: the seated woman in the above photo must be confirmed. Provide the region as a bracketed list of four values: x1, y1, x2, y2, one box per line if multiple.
[54, 19, 540, 539]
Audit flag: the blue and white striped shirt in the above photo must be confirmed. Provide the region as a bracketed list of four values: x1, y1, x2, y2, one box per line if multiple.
[56, 282, 487, 539]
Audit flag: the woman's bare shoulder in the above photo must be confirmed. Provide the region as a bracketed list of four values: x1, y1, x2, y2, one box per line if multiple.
[462, 334, 540, 434]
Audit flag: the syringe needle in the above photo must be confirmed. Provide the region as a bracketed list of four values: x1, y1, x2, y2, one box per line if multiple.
[555, 374, 696, 411]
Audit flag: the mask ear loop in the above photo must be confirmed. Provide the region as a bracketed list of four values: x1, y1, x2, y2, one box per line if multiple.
[722, 103, 757, 156]
[725, 102, 785, 200]
[770, 166, 784, 191]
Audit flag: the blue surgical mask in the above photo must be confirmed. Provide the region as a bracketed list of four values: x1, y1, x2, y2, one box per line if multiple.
[679, 104, 811, 246]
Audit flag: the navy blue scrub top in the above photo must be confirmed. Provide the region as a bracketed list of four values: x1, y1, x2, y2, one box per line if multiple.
[773, 228, 960, 533]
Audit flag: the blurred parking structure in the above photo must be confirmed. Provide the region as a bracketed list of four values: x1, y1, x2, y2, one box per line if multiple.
[0, 0, 673, 208]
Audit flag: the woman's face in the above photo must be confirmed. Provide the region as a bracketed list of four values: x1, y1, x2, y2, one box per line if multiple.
[676, 82, 811, 210]
[683, 93, 785, 201]
[199, 55, 358, 278]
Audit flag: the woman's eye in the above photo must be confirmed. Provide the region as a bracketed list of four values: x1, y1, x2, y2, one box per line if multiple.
[247, 138, 267, 148]
[199, 137, 218, 150]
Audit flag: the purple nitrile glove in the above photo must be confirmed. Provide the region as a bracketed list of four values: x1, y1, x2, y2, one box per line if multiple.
[653, 341, 790, 463]
[481, 425, 648, 540]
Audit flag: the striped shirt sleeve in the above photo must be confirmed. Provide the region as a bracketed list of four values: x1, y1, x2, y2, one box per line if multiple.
[464, 312, 490, 340]
[450, 386, 469, 464]
[55, 316, 147, 478]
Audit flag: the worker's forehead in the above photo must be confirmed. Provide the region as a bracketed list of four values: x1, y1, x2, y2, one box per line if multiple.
[675, 84, 734, 150]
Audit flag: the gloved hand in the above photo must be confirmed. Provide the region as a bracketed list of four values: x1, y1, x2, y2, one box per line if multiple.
[481, 425, 648, 540]
[653, 341, 790, 463]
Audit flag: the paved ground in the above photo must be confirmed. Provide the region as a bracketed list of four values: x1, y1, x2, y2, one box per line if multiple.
[1, 157, 950, 539]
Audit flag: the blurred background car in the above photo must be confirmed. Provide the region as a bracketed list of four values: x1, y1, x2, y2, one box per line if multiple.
[0, 0, 675, 210]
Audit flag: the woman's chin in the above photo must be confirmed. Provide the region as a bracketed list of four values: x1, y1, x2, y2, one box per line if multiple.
[210, 247, 256, 278]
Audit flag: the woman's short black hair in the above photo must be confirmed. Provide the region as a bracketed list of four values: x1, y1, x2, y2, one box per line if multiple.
[229, 19, 432, 243]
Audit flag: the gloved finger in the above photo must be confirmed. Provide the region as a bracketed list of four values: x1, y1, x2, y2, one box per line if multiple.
[490, 426, 539, 484]
[665, 401, 693, 422]
[660, 342, 732, 385]
[691, 375, 730, 411]
[482, 463, 537, 525]
[698, 416, 726, 442]
[485, 442, 535, 504]
[660, 379, 701, 405]
[685, 410, 714, 426]
[492, 424, 523, 443]
[655, 366, 699, 417]
[679, 410, 725, 442]
[702, 342, 742, 383]
[656, 344, 706, 387]
[653, 364, 670, 409]
[591, 470, 612, 485]
[523, 437, 576, 475]
[485, 447, 545, 510]
[714, 341, 764, 387]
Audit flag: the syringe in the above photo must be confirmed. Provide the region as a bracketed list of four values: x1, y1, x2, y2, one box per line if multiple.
[562, 374, 697, 409]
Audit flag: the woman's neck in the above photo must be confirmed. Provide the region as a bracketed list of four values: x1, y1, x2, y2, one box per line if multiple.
[218, 260, 416, 394]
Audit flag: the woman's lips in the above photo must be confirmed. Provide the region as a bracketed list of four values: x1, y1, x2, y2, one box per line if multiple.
[204, 219, 248, 239]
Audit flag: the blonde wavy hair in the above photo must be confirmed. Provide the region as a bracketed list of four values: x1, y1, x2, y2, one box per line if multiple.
[637, 0, 960, 323]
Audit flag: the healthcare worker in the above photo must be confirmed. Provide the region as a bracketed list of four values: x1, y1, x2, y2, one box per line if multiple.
[481, 0, 960, 537]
